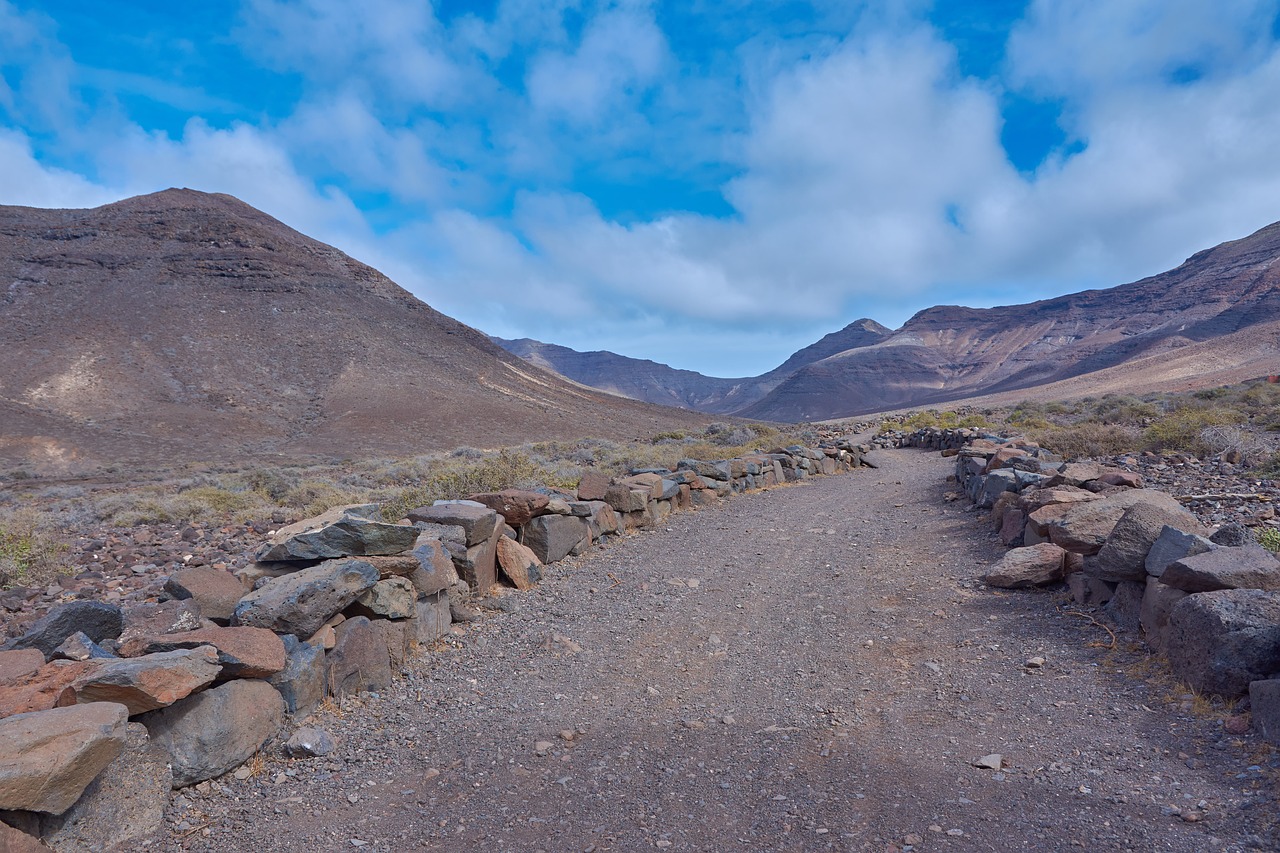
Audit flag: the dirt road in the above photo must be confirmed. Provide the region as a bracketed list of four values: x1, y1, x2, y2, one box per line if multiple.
[163, 446, 1278, 852]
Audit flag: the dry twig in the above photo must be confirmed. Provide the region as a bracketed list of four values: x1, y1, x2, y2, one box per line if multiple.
[1063, 609, 1118, 650]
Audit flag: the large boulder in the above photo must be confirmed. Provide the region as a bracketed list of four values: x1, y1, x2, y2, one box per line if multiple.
[325, 617, 392, 698]
[257, 505, 416, 561]
[520, 515, 589, 564]
[130, 627, 286, 680]
[163, 566, 246, 623]
[70, 647, 222, 715]
[495, 537, 543, 591]
[232, 558, 379, 639]
[1145, 526, 1215, 578]
[37, 721, 170, 851]
[603, 485, 648, 513]
[0, 703, 129, 814]
[1166, 589, 1280, 696]
[1084, 503, 1208, 582]
[1139, 577, 1189, 655]
[5, 603, 123, 660]
[1161, 546, 1280, 593]
[450, 524, 500, 594]
[465, 490, 550, 526]
[267, 635, 326, 717]
[406, 503, 498, 547]
[983, 543, 1066, 588]
[1028, 490, 1189, 556]
[139, 678, 284, 788]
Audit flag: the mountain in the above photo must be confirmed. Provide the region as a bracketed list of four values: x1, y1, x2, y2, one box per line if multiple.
[0, 189, 708, 473]
[494, 318, 890, 414]
[737, 220, 1280, 421]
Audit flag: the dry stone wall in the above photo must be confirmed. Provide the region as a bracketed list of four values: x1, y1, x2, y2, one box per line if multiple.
[0, 438, 869, 850]
[896, 425, 1280, 751]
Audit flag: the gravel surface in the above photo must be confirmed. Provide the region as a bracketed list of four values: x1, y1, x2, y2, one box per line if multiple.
[158, 446, 1279, 852]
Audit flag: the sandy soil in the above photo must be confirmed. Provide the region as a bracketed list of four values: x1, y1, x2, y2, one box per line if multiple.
[158, 446, 1278, 852]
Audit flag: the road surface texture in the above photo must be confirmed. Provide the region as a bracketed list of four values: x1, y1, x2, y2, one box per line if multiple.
[161, 446, 1278, 852]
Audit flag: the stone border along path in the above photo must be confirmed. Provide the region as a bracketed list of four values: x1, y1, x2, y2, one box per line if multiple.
[159, 442, 1276, 852]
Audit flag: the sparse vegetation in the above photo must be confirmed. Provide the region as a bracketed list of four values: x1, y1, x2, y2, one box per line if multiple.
[1256, 528, 1280, 553]
[0, 507, 70, 588]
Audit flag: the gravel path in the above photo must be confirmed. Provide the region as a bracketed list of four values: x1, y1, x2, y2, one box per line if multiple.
[162, 446, 1278, 852]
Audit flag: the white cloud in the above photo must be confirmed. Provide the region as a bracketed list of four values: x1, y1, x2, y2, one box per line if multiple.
[0, 129, 118, 208]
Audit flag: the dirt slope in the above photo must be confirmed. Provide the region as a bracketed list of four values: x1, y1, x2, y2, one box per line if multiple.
[158, 447, 1277, 852]
[0, 190, 708, 473]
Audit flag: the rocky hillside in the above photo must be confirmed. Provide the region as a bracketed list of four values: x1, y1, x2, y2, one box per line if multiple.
[494, 318, 890, 414]
[0, 190, 708, 473]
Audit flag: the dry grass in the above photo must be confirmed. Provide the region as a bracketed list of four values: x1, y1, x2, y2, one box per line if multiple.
[0, 506, 71, 589]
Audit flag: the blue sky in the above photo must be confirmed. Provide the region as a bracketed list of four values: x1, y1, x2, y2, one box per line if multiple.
[5, 1, 1280, 376]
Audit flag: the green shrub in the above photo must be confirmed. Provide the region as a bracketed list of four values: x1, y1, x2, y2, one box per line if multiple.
[1142, 407, 1246, 456]
[1256, 528, 1280, 553]
[1030, 423, 1141, 459]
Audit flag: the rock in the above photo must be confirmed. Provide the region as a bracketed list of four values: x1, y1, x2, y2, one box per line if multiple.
[406, 504, 498, 547]
[465, 490, 550, 526]
[983, 543, 1066, 588]
[267, 635, 326, 717]
[1101, 580, 1145, 633]
[520, 515, 589, 565]
[1019, 485, 1099, 513]
[1250, 679, 1280, 746]
[0, 662, 94, 719]
[1084, 503, 1208, 582]
[1098, 471, 1143, 488]
[374, 618, 414, 670]
[71, 647, 222, 715]
[1166, 589, 1280, 696]
[1030, 490, 1189, 556]
[132, 627, 286, 680]
[5, 602, 123, 660]
[576, 470, 611, 502]
[51, 633, 116, 662]
[1162, 546, 1280, 593]
[256, 505, 416, 561]
[603, 484, 649, 513]
[998, 507, 1027, 547]
[234, 561, 300, 592]
[364, 535, 457, 598]
[351, 577, 416, 620]
[972, 754, 1003, 770]
[1145, 526, 1215, 578]
[0, 822, 49, 852]
[232, 558, 379, 639]
[37, 721, 170, 851]
[139, 678, 284, 788]
[1139, 577, 1189, 655]
[325, 617, 392, 698]
[495, 536, 543, 591]
[977, 470, 1019, 509]
[415, 592, 452, 644]
[1067, 573, 1115, 607]
[1048, 462, 1105, 488]
[0, 651, 48, 686]
[1210, 522, 1252, 547]
[285, 726, 335, 758]
[163, 566, 246, 623]
[0, 703, 129, 814]
[451, 524, 500, 594]
[116, 599, 203, 653]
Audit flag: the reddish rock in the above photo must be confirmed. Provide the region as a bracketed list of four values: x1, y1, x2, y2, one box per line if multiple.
[465, 490, 550, 527]
[0, 650, 46, 686]
[71, 647, 221, 715]
[1098, 471, 1143, 489]
[604, 485, 648, 513]
[117, 599, 203, 653]
[984, 543, 1067, 588]
[999, 507, 1027, 546]
[495, 537, 543, 591]
[0, 702, 129, 814]
[576, 470, 611, 502]
[618, 473, 664, 500]
[164, 566, 246, 623]
[0, 821, 50, 851]
[984, 446, 1028, 473]
[0, 662, 94, 720]
[132, 627, 286, 679]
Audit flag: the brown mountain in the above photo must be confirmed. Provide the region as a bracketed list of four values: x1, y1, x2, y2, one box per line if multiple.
[494, 318, 890, 414]
[736, 220, 1280, 421]
[0, 189, 708, 473]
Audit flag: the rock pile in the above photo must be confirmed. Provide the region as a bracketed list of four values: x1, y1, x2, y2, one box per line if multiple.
[940, 427, 1280, 749]
[0, 440, 865, 850]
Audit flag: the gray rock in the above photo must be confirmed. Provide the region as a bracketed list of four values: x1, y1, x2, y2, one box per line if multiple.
[1085, 503, 1207, 582]
[1139, 576, 1189, 655]
[1145, 525, 1215, 578]
[520, 515, 589, 564]
[375, 617, 415, 670]
[1067, 573, 1116, 607]
[285, 726, 335, 758]
[352, 577, 416, 620]
[415, 592, 452, 644]
[257, 505, 417, 561]
[1161, 545, 1280, 593]
[38, 721, 170, 851]
[6, 602, 123, 660]
[325, 616, 392, 698]
[977, 470, 1020, 509]
[406, 504, 497, 547]
[51, 632, 116, 662]
[163, 566, 245, 623]
[1166, 589, 1280, 696]
[677, 459, 728, 481]
[71, 647, 223, 715]
[232, 558, 379, 639]
[1031, 490, 1189, 556]
[982, 543, 1065, 588]
[1250, 679, 1280, 746]
[1102, 580, 1145, 633]
[603, 485, 648, 513]
[267, 635, 326, 718]
[1210, 522, 1252, 547]
[0, 703, 129, 814]
[140, 678, 284, 788]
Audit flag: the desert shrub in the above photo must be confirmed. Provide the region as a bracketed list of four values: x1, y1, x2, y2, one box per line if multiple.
[1256, 528, 1280, 553]
[1142, 407, 1246, 456]
[651, 431, 687, 442]
[1197, 425, 1276, 467]
[1088, 394, 1159, 425]
[0, 507, 70, 588]
[283, 480, 367, 517]
[1030, 423, 1142, 459]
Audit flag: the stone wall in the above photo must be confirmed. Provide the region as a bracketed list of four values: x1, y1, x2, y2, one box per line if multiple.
[0, 438, 870, 850]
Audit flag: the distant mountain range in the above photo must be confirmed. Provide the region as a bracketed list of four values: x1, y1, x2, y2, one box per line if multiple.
[0, 190, 707, 473]
[499, 221, 1280, 421]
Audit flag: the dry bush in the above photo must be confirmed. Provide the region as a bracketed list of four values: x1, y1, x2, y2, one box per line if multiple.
[0, 506, 70, 588]
[1198, 425, 1276, 467]
[1142, 406, 1245, 456]
[1030, 423, 1142, 459]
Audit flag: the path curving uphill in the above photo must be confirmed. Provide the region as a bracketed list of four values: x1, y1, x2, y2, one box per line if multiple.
[163, 446, 1277, 852]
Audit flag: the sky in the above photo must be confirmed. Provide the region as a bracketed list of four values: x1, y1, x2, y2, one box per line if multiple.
[4, 1, 1280, 377]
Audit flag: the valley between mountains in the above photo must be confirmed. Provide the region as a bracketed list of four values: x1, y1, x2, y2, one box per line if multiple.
[158, 446, 1276, 853]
